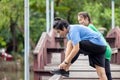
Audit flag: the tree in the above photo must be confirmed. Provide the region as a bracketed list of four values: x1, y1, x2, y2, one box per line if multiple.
[30, 0, 46, 43]
[54, 0, 120, 33]
[0, 0, 24, 53]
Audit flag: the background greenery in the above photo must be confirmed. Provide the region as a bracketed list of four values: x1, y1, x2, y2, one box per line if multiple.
[0, 0, 120, 54]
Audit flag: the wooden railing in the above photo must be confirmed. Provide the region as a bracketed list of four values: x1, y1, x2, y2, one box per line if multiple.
[33, 32, 50, 80]
[33, 30, 66, 80]
[106, 27, 120, 64]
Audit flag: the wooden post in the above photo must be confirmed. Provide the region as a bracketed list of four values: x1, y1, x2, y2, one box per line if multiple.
[117, 49, 120, 64]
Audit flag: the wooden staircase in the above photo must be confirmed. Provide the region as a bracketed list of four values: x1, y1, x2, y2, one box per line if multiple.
[45, 55, 120, 80]
[33, 28, 120, 80]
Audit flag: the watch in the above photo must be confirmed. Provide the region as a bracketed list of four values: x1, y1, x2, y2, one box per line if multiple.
[64, 61, 68, 64]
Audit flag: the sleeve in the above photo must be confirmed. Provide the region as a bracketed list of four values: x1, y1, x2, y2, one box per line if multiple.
[67, 34, 70, 40]
[88, 24, 99, 32]
[70, 31, 81, 46]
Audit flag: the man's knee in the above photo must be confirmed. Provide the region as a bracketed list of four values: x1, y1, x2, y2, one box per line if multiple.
[95, 65, 106, 76]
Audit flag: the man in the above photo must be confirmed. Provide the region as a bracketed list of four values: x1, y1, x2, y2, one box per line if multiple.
[51, 18, 107, 80]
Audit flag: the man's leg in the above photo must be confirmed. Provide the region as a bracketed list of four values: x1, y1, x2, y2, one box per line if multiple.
[95, 65, 108, 80]
[105, 59, 112, 80]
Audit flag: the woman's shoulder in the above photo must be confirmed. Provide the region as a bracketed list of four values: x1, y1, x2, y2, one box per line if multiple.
[88, 24, 99, 32]
[88, 24, 95, 27]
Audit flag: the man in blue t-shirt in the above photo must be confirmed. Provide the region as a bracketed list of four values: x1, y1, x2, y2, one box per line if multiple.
[51, 18, 107, 80]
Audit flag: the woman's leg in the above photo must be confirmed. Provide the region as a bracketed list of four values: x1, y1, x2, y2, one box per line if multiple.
[95, 65, 108, 80]
[105, 59, 112, 80]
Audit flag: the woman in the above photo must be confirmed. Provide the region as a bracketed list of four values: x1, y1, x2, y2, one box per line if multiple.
[78, 12, 112, 80]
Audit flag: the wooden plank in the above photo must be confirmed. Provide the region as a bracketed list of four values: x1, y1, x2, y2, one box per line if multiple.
[49, 74, 63, 80]
[47, 48, 64, 53]
[33, 32, 48, 55]
[34, 69, 52, 76]
[112, 48, 118, 54]
[106, 37, 115, 42]
[55, 37, 64, 42]
[63, 77, 120, 80]
[68, 72, 120, 78]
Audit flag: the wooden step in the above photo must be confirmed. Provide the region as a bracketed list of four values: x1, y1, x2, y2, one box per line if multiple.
[47, 48, 64, 53]
[43, 54, 120, 80]
[49, 74, 62, 80]
[68, 71, 120, 78]
[55, 37, 64, 42]
[34, 69, 52, 76]
[106, 37, 115, 42]
[64, 77, 120, 80]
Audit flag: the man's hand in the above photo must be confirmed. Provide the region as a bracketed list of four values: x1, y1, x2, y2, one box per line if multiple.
[58, 62, 68, 70]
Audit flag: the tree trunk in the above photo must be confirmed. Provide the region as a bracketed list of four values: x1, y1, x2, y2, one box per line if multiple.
[17, 26, 35, 49]
[9, 21, 18, 52]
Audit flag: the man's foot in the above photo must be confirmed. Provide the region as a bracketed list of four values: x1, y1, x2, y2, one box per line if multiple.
[50, 69, 69, 77]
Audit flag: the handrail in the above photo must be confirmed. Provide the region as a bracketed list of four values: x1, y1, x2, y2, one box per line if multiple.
[33, 32, 49, 69]
[33, 32, 49, 55]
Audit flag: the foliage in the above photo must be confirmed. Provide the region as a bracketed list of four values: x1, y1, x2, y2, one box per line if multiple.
[115, 8, 120, 26]
[0, 0, 120, 54]
[0, 37, 6, 47]
[55, 0, 120, 32]
[0, 0, 24, 50]
[30, 0, 46, 43]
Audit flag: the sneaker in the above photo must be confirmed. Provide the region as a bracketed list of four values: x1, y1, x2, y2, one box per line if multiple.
[50, 69, 69, 77]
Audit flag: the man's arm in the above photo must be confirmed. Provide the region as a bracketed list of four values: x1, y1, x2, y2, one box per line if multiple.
[64, 43, 79, 63]
[65, 40, 73, 59]
[58, 40, 73, 69]
[58, 41, 79, 70]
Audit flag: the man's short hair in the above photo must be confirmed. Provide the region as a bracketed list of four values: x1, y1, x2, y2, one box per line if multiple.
[53, 17, 69, 31]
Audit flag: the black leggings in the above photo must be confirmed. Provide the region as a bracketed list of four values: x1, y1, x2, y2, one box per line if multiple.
[105, 59, 112, 80]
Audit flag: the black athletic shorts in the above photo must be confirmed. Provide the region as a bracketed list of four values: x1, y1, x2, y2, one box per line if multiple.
[71, 40, 106, 68]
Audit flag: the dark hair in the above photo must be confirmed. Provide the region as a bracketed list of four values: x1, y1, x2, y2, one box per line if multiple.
[78, 12, 91, 23]
[53, 17, 69, 31]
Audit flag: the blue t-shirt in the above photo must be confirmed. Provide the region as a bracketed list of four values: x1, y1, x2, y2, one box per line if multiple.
[67, 25, 106, 46]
